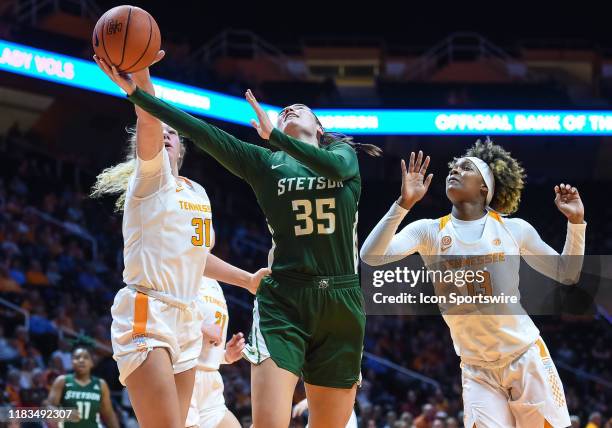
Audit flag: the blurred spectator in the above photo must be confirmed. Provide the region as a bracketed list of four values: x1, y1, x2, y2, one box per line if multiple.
[50, 338, 73, 371]
[446, 416, 459, 428]
[5, 369, 21, 406]
[20, 367, 47, 406]
[9, 258, 26, 286]
[587, 412, 603, 428]
[18, 357, 38, 388]
[25, 258, 50, 286]
[384, 410, 397, 428]
[414, 403, 436, 428]
[0, 325, 19, 363]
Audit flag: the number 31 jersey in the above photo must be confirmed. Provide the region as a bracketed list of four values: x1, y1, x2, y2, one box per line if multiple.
[122, 149, 214, 301]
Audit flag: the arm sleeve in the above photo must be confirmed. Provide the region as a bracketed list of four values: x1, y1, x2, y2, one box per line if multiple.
[128, 148, 173, 199]
[268, 128, 358, 181]
[128, 88, 271, 181]
[510, 218, 586, 285]
[360, 202, 434, 266]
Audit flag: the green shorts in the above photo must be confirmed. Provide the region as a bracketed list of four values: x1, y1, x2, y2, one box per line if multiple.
[242, 271, 365, 389]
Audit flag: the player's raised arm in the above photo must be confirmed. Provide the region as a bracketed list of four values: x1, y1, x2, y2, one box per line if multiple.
[246, 89, 369, 181]
[94, 58, 271, 182]
[513, 183, 586, 284]
[361, 151, 435, 265]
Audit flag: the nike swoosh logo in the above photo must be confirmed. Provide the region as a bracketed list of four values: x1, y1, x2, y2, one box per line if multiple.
[176, 187, 183, 192]
[271, 164, 286, 170]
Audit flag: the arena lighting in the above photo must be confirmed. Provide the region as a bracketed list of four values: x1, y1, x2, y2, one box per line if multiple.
[3, 39, 612, 136]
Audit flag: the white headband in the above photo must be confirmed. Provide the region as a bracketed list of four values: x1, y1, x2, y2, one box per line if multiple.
[463, 156, 495, 206]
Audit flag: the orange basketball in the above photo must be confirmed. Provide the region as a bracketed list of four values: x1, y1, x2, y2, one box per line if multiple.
[92, 5, 161, 73]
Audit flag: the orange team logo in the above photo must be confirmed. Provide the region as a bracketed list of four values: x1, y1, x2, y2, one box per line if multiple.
[176, 184, 184, 193]
[492, 238, 502, 246]
[441, 235, 452, 251]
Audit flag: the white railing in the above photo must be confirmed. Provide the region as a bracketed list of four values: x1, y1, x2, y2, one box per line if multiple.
[0, 296, 30, 330]
[405, 32, 527, 81]
[14, 0, 101, 25]
[57, 326, 112, 354]
[556, 360, 612, 389]
[190, 29, 306, 78]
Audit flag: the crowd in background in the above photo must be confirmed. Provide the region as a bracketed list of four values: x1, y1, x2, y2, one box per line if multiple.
[0, 127, 610, 427]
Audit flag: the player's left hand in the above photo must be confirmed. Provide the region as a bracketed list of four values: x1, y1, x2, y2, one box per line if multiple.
[246, 89, 274, 140]
[224, 332, 245, 363]
[246, 267, 272, 295]
[554, 183, 585, 224]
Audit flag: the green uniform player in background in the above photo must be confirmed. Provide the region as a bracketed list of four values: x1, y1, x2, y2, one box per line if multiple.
[95, 57, 381, 428]
[46, 347, 119, 428]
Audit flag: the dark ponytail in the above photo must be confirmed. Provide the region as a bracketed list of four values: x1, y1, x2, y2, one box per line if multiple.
[320, 131, 383, 157]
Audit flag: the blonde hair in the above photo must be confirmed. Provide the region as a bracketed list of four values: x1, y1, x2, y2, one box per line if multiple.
[90, 126, 186, 211]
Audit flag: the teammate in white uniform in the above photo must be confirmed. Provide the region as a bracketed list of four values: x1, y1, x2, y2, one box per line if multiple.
[360, 139, 586, 428]
[186, 277, 244, 428]
[92, 57, 270, 428]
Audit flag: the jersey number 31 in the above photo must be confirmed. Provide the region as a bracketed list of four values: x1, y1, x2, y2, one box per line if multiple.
[192, 218, 212, 247]
[292, 198, 335, 236]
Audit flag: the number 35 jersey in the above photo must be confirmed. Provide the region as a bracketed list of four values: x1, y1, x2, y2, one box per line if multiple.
[127, 89, 361, 278]
[122, 148, 214, 301]
[256, 142, 361, 276]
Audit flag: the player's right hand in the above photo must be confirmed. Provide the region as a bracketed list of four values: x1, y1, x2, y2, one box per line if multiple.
[93, 52, 164, 95]
[397, 150, 433, 210]
[94, 55, 136, 95]
[246, 267, 272, 295]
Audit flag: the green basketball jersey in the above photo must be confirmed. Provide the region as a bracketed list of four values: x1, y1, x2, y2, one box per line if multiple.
[129, 89, 361, 276]
[60, 374, 102, 428]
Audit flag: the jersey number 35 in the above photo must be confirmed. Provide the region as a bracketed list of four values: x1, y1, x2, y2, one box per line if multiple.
[292, 198, 335, 236]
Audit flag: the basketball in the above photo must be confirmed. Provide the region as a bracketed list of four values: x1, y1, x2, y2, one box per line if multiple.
[92, 5, 161, 73]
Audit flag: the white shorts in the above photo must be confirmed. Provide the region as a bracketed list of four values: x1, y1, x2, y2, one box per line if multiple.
[462, 338, 570, 428]
[111, 287, 202, 386]
[185, 370, 227, 428]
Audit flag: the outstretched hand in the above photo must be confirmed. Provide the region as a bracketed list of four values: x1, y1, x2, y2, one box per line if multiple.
[93, 50, 165, 95]
[554, 183, 584, 224]
[224, 332, 246, 364]
[246, 89, 274, 140]
[246, 267, 272, 295]
[397, 151, 433, 210]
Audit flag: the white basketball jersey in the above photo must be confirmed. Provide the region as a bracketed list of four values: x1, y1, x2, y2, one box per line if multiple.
[427, 211, 539, 367]
[197, 277, 229, 370]
[122, 150, 214, 301]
